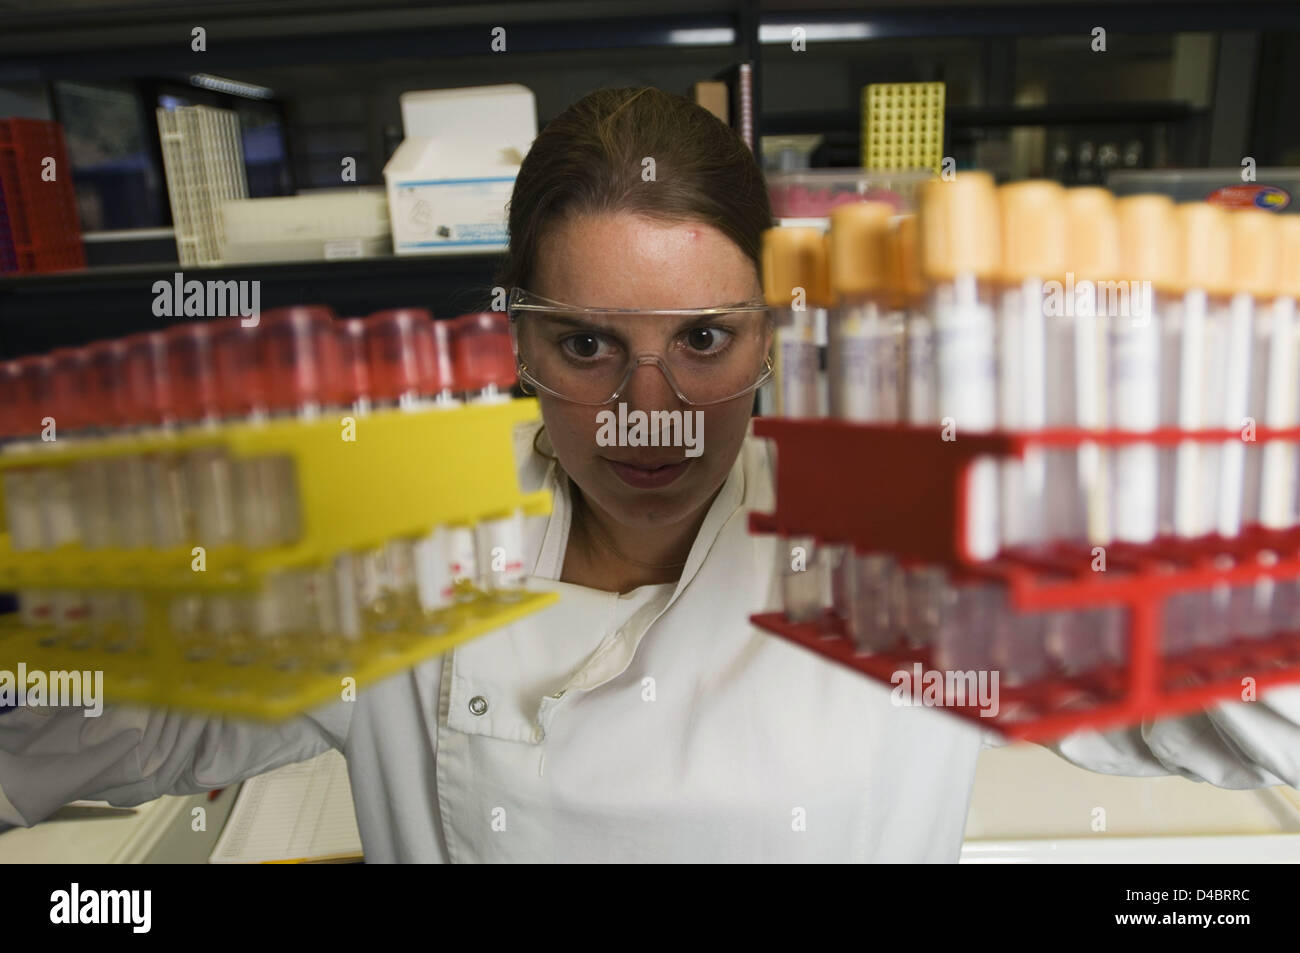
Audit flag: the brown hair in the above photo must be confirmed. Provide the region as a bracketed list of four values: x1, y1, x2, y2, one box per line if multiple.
[496, 86, 771, 292]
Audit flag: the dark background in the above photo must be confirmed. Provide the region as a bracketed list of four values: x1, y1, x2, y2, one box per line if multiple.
[1, 0, 1298, 357]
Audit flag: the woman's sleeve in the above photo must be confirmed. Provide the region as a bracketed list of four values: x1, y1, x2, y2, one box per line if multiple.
[1043, 686, 1300, 788]
[0, 699, 351, 827]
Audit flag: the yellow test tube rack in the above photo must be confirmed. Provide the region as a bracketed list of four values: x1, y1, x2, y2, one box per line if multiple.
[0, 398, 558, 719]
[861, 82, 945, 175]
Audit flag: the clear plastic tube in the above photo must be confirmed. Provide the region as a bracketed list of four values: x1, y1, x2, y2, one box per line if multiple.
[912, 175, 1004, 676]
[995, 276, 1051, 683]
[776, 296, 830, 624]
[929, 274, 1000, 673]
[827, 201, 902, 653]
[453, 311, 528, 603]
[762, 227, 833, 625]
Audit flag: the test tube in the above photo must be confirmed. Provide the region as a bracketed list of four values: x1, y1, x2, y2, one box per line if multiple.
[1191, 213, 1270, 647]
[1270, 217, 1300, 633]
[121, 332, 191, 548]
[1160, 204, 1230, 655]
[993, 181, 1067, 684]
[337, 318, 372, 417]
[51, 347, 120, 642]
[453, 311, 528, 600]
[412, 316, 464, 627]
[165, 322, 242, 658]
[320, 317, 372, 642]
[761, 226, 834, 623]
[362, 308, 438, 629]
[254, 306, 343, 652]
[1099, 197, 1174, 668]
[82, 340, 147, 646]
[827, 201, 900, 652]
[4, 357, 60, 632]
[1227, 211, 1281, 639]
[207, 318, 268, 654]
[1109, 196, 1173, 545]
[121, 331, 202, 647]
[917, 172, 1001, 674]
[899, 213, 950, 655]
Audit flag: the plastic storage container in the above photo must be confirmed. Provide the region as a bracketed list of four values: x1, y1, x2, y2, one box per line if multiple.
[218, 190, 392, 264]
[766, 169, 930, 223]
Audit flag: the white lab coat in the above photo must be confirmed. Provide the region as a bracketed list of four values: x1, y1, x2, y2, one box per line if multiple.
[2, 421, 1300, 862]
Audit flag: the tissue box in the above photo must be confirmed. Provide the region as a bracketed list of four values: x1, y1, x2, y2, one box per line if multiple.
[384, 84, 537, 255]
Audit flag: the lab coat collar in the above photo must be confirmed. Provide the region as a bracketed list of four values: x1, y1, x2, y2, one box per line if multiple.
[527, 419, 748, 611]
[437, 420, 759, 745]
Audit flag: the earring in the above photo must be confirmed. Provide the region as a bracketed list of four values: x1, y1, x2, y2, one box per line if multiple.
[531, 424, 558, 462]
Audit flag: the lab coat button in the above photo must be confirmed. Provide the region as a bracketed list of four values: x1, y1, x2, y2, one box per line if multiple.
[533, 725, 545, 742]
[468, 695, 488, 716]
[550, 689, 565, 699]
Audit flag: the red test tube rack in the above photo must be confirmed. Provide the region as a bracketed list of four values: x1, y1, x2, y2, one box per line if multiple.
[750, 418, 1300, 742]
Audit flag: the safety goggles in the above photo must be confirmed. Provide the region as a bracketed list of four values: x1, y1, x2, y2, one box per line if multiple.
[506, 287, 775, 407]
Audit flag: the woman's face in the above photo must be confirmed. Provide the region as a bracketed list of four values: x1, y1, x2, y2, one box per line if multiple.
[529, 211, 763, 533]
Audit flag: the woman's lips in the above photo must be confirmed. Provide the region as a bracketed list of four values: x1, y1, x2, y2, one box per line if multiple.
[604, 457, 693, 489]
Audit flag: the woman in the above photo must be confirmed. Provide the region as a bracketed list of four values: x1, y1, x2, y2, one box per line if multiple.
[2, 87, 1299, 863]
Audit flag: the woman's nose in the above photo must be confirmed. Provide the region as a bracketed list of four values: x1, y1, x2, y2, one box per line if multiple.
[622, 357, 685, 410]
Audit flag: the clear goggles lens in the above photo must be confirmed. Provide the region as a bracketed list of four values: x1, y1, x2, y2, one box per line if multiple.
[507, 288, 774, 406]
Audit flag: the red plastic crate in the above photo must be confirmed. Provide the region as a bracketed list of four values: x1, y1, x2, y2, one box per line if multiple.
[750, 417, 1300, 741]
[0, 117, 86, 275]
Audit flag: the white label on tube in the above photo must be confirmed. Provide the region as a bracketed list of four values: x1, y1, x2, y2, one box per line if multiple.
[19, 590, 53, 627]
[1, 471, 43, 551]
[42, 467, 81, 550]
[837, 310, 901, 423]
[934, 305, 997, 429]
[445, 525, 478, 597]
[1173, 292, 1207, 537]
[998, 284, 1047, 546]
[1259, 296, 1297, 529]
[478, 511, 527, 589]
[1107, 312, 1160, 543]
[775, 313, 819, 419]
[905, 315, 936, 425]
[933, 289, 998, 559]
[414, 529, 451, 611]
[1217, 294, 1253, 537]
[356, 550, 384, 607]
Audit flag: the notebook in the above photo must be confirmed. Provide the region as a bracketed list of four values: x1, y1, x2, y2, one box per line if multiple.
[209, 749, 363, 863]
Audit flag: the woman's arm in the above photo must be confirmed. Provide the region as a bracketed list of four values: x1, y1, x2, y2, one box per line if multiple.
[0, 699, 350, 827]
[1043, 686, 1300, 788]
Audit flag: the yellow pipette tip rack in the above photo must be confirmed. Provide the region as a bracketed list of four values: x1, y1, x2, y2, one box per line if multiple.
[862, 82, 945, 175]
[0, 398, 560, 720]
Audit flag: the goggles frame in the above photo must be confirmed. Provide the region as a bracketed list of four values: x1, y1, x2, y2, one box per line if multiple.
[506, 287, 775, 407]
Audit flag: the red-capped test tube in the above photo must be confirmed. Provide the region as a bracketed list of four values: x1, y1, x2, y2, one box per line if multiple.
[121, 331, 190, 551]
[336, 318, 371, 416]
[3, 357, 59, 629]
[453, 312, 527, 597]
[77, 339, 141, 646]
[49, 346, 102, 639]
[251, 306, 344, 649]
[200, 318, 269, 652]
[167, 322, 239, 548]
[356, 308, 439, 629]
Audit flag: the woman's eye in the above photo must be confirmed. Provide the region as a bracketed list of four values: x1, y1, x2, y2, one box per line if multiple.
[561, 333, 605, 359]
[684, 327, 729, 353]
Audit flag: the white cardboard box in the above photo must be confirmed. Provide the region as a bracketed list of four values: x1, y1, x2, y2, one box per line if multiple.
[384, 84, 536, 256]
